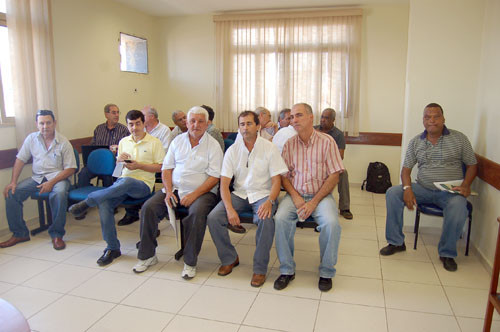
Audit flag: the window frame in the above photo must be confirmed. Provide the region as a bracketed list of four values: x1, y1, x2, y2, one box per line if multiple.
[0, 11, 14, 125]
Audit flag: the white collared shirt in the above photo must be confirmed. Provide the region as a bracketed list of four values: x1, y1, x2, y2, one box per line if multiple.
[222, 136, 288, 203]
[148, 122, 171, 151]
[272, 126, 297, 153]
[16, 131, 77, 184]
[162, 132, 223, 198]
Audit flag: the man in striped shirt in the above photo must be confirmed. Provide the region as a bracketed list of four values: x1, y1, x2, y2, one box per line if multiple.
[380, 103, 477, 272]
[78, 104, 129, 188]
[274, 103, 345, 292]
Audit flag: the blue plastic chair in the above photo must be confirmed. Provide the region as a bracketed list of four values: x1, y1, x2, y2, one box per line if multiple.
[223, 138, 234, 153]
[30, 148, 80, 236]
[68, 148, 115, 203]
[227, 132, 237, 141]
[414, 201, 473, 256]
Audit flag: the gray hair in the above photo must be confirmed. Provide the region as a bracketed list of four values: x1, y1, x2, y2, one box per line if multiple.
[322, 108, 336, 120]
[255, 107, 270, 116]
[187, 106, 208, 121]
[279, 108, 291, 120]
[148, 107, 159, 119]
[104, 103, 118, 113]
[171, 110, 184, 122]
[293, 103, 313, 114]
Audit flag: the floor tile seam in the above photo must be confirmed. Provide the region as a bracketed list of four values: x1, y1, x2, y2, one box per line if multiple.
[171, 281, 206, 316]
[385, 307, 458, 318]
[16, 258, 60, 286]
[319, 297, 386, 308]
[334, 272, 382, 280]
[238, 280, 264, 327]
[24, 290, 65, 320]
[237, 323, 288, 332]
[380, 278, 441, 286]
[384, 303, 454, 316]
[169, 312, 247, 330]
[379, 256, 432, 263]
[82, 302, 119, 332]
[115, 302, 179, 315]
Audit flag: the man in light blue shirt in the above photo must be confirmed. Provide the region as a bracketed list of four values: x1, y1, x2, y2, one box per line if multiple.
[0, 110, 76, 250]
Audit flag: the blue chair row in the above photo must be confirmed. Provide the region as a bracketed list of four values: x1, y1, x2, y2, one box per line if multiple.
[30, 148, 80, 236]
[30, 148, 154, 236]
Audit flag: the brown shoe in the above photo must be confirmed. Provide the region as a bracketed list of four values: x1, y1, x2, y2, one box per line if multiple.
[52, 237, 66, 250]
[0, 236, 30, 248]
[227, 224, 246, 234]
[251, 273, 266, 287]
[218, 256, 239, 276]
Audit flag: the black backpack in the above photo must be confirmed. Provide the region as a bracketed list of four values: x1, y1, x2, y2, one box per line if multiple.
[361, 162, 392, 193]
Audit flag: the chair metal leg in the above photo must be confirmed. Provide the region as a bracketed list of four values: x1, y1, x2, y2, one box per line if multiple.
[466, 214, 472, 256]
[31, 199, 51, 236]
[414, 209, 420, 250]
[174, 218, 185, 261]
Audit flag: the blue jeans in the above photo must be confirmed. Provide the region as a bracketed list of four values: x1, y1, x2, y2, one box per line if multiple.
[274, 193, 341, 278]
[385, 183, 468, 258]
[6, 177, 70, 239]
[207, 194, 277, 275]
[77, 166, 113, 188]
[86, 177, 151, 250]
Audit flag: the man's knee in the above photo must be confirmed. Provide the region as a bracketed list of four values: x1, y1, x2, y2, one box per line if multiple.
[386, 185, 403, 201]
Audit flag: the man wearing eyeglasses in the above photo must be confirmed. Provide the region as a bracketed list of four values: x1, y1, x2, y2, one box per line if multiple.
[207, 110, 288, 287]
[0, 110, 77, 250]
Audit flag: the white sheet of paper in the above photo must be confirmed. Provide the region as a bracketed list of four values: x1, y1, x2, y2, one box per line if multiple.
[167, 204, 180, 247]
[112, 162, 124, 178]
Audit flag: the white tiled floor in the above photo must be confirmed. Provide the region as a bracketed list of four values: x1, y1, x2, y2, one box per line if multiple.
[1, 185, 499, 331]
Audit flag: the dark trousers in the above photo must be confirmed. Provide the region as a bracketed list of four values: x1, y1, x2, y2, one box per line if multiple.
[137, 190, 218, 266]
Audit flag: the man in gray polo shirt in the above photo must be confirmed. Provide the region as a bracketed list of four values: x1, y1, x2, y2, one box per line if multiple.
[380, 103, 477, 272]
[315, 108, 353, 220]
[0, 110, 76, 250]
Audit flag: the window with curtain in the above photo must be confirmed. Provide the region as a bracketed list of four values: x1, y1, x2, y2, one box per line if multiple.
[214, 10, 362, 135]
[0, 0, 14, 124]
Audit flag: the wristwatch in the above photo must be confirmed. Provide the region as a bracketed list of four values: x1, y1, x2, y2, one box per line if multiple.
[269, 199, 276, 205]
[403, 185, 411, 191]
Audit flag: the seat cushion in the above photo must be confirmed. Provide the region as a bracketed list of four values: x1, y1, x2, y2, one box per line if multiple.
[68, 186, 106, 202]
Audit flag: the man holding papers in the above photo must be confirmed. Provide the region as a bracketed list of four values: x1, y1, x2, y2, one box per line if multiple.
[380, 103, 477, 272]
[132, 106, 223, 278]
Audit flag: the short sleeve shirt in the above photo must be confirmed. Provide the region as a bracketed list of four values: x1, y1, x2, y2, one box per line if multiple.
[163, 132, 223, 198]
[282, 130, 345, 195]
[403, 126, 477, 190]
[17, 131, 77, 184]
[314, 125, 346, 150]
[222, 136, 288, 203]
[118, 133, 165, 191]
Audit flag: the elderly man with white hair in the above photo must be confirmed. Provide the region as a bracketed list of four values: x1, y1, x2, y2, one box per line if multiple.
[132, 106, 223, 279]
[141, 106, 171, 151]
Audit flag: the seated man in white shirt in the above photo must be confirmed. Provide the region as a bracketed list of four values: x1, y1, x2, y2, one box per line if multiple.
[142, 106, 171, 151]
[133, 106, 223, 278]
[207, 111, 288, 287]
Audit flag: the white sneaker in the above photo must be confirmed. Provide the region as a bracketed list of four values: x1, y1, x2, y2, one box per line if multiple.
[182, 263, 196, 279]
[133, 255, 158, 273]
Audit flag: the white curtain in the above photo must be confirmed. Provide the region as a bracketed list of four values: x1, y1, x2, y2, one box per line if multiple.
[214, 10, 362, 135]
[6, 0, 57, 148]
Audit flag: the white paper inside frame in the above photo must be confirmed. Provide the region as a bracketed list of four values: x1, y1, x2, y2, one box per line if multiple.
[120, 32, 148, 74]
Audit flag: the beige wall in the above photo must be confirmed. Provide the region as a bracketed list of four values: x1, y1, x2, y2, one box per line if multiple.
[51, 0, 161, 137]
[469, 0, 500, 268]
[154, 4, 409, 185]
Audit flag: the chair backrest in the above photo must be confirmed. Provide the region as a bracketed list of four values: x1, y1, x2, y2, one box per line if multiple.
[227, 132, 237, 141]
[224, 138, 234, 153]
[87, 148, 116, 176]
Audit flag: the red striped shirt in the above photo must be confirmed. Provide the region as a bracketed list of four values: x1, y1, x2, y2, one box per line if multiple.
[282, 130, 344, 195]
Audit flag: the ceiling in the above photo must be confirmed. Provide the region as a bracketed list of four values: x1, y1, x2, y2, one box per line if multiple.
[112, 0, 407, 17]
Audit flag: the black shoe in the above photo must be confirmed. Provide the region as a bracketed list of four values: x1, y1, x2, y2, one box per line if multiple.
[340, 210, 353, 220]
[69, 201, 89, 218]
[97, 249, 121, 266]
[379, 243, 406, 256]
[318, 277, 332, 292]
[273, 274, 295, 290]
[440, 257, 457, 272]
[117, 214, 139, 226]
